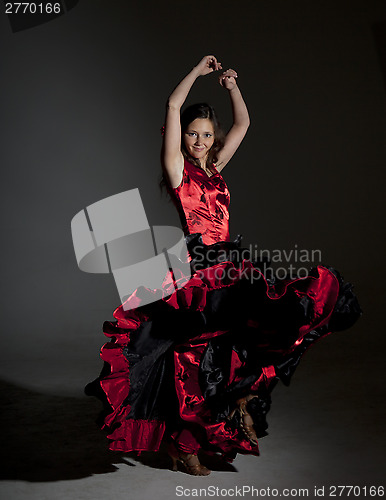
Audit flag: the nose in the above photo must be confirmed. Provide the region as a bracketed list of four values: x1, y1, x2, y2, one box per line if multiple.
[196, 135, 206, 146]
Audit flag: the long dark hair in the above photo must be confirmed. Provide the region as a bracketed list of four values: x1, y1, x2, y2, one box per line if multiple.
[180, 103, 225, 169]
[160, 103, 225, 193]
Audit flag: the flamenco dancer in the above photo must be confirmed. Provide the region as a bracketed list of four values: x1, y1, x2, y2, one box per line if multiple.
[85, 55, 361, 476]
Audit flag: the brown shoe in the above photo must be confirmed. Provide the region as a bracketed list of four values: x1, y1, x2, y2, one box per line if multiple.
[228, 395, 259, 446]
[168, 442, 211, 476]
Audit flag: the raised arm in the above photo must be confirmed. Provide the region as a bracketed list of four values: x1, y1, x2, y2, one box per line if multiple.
[162, 55, 222, 189]
[215, 69, 250, 172]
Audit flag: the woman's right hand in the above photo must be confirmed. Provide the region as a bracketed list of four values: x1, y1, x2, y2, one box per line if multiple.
[195, 55, 222, 76]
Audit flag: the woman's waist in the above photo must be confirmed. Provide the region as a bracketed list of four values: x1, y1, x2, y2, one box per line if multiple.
[184, 225, 230, 246]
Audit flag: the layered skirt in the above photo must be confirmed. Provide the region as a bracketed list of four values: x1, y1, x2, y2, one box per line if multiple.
[85, 234, 361, 461]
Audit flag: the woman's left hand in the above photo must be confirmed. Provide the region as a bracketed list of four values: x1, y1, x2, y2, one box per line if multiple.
[219, 69, 238, 90]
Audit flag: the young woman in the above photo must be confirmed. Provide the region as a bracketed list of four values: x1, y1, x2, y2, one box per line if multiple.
[86, 55, 361, 476]
[162, 55, 249, 191]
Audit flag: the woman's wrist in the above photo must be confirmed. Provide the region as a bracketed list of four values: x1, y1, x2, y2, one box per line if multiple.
[228, 84, 240, 94]
[191, 65, 203, 78]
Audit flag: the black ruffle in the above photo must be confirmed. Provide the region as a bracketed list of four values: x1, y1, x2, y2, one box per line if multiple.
[86, 232, 362, 451]
[321, 266, 362, 331]
[189, 233, 362, 438]
[186, 232, 274, 281]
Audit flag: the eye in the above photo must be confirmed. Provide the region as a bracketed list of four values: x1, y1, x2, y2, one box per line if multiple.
[187, 132, 197, 137]
[205, 133, 213, 138]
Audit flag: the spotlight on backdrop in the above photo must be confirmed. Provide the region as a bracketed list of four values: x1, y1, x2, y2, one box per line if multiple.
[4, 0, 80, 33]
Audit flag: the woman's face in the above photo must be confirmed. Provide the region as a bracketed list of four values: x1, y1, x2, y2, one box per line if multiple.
[183, 118, 215, 162]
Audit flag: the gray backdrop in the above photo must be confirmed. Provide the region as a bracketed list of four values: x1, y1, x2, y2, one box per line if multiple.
[0, 0, 385, 494]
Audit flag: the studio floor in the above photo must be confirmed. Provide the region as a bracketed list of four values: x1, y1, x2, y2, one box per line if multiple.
[1, 295, 385, 500]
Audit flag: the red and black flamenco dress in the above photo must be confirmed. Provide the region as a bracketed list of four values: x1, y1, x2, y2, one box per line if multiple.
[85, 159, 361, 461]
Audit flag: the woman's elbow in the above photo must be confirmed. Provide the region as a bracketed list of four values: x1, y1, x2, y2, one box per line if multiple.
[166, 98, 181, 111]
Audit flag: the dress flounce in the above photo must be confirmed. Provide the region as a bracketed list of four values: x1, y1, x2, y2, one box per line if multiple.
[85, 233, 361, 456]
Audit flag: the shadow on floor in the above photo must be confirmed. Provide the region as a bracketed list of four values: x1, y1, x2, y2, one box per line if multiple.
[0, 379, 235, 482]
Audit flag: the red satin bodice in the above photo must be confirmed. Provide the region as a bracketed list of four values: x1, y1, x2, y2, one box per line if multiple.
[168, 158, 230, 245]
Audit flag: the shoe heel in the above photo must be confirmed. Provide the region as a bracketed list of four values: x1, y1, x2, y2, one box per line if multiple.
[168, 442, 179, 472]
[171, 455, 178, 472]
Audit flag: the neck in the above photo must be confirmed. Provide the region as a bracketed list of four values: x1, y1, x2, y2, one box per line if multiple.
[199, 156, 209, 169]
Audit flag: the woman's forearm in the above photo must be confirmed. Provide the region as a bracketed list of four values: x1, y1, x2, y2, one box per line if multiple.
[228, 86, 250, 128]
[167, 66, 201, 110]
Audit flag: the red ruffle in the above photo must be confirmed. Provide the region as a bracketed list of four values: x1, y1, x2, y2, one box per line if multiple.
[107, 419, 165, 452]
[99, 262, 339, 453]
